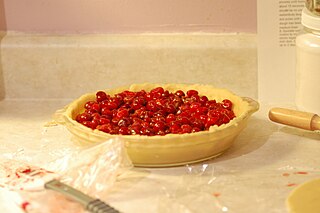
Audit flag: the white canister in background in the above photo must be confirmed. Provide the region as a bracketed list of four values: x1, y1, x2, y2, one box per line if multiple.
[296, 7, 320, 113]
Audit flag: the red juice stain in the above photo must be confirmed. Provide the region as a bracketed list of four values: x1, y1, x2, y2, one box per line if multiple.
[213, 193, 221, 197]
[21, 202, 30, 210]
[294, 171, 308, 175]
[15, 172, 20, 178]
[21, 168, 31, 174]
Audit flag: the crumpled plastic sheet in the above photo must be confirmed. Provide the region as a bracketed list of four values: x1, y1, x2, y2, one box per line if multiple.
[156, 164, 320, 213]
[0, 125, 132, 213]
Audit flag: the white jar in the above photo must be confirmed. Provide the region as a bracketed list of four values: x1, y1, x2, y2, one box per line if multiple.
[296, 8, 320, 113]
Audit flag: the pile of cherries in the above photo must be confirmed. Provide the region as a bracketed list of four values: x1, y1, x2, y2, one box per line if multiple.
[76, 87, 236, 136]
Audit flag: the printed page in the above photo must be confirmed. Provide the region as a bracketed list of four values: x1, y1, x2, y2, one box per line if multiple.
[257, 0, 305, 103]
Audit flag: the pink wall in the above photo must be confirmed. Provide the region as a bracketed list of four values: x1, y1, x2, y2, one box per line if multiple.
[0, 0, 5, 31]
[0, 0, 256, 33]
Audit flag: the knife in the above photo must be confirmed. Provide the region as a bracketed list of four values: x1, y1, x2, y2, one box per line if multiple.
[45, 179, 119, 213]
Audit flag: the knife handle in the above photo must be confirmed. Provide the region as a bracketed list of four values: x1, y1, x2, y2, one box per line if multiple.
[269, 107, 320, 131]
[87, 199, 120, 213]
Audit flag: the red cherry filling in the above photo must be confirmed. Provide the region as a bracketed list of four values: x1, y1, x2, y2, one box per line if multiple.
[76, 87, 236, 136]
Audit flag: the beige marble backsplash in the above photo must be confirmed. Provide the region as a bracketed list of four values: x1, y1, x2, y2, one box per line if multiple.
[0, 33, 257, 100]
[0, 32, 5, 100]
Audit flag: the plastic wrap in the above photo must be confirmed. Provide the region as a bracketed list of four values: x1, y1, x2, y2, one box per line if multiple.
[0, 125, 132, 213]
[155, 163, 320, 213]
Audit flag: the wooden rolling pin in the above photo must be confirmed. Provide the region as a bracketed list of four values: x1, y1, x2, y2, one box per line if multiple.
[269, 108, 320, 131]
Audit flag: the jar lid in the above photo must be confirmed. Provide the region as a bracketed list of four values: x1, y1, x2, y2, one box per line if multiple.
[305, 0, 320, 15]
[302, 7, 320, 30]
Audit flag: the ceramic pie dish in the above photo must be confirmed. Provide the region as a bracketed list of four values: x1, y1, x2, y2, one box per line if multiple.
[53, 83, 259, 167]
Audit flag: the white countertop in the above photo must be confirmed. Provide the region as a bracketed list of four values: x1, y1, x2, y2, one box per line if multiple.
[1, 99, 320, 213]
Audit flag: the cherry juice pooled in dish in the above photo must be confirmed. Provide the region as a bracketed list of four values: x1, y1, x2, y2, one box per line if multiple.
[75, 87, 236, 136]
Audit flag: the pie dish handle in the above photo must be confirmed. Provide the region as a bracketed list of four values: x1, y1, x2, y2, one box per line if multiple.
[242, 97, 259, 114]
[52, 105, 69, 125]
